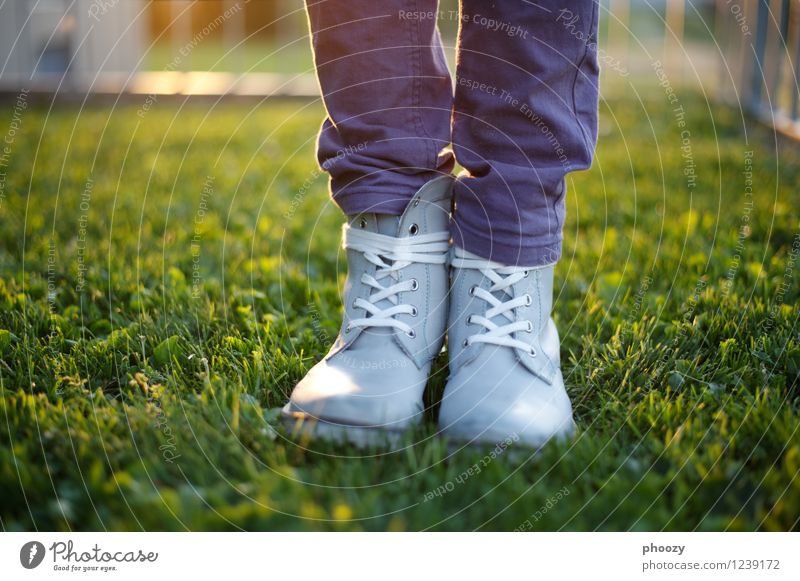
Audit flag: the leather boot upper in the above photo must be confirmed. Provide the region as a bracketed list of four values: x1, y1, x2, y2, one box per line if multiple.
[440, 247, 574, 446]
[284, 175, 453, 429]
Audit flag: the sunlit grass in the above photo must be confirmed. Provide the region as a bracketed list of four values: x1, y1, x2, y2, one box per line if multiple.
[0, 91, 798, 531]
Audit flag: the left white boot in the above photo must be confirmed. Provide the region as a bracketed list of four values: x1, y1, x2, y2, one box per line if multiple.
[439, 246, 575, 448]
[282, 176, 453, 446]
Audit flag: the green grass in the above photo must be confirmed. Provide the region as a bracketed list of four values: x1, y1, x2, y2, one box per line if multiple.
[0, 89, 798, 531]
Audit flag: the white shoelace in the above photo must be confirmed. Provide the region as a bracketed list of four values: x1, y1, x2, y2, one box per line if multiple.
[343, 224, 450, 337]
[451, 248, 543, 355]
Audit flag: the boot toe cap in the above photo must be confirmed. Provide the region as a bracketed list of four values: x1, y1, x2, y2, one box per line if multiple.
[286, 359, 426, 429]
[439, 365, 574, 448]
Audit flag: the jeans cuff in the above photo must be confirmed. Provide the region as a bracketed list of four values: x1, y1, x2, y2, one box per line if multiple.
[451, 218, 562, 267]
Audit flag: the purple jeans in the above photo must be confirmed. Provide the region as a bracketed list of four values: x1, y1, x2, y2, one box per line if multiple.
[307, 0, 599, 266]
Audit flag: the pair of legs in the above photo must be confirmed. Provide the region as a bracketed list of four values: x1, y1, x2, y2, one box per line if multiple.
[309, 0, 600, 265]
[283, 1, 600, 447]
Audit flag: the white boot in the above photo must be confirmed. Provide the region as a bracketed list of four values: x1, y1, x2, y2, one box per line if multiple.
[283, 176, 453, 446]
[439, 246, 575, 448]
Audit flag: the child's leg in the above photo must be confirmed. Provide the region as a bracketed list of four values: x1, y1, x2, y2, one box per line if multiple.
[441, 1, 600, 447]
[451, 1, 600, 266]
[284, 1, 455, 445]
[305, 0, 454, 216]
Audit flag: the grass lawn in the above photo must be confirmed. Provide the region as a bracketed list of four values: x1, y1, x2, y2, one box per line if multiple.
[0, 89, 798, 531]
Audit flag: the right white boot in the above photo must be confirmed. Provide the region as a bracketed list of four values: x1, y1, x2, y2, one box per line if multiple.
[439, 247, 575, 449]
[282, 176, 453, 446]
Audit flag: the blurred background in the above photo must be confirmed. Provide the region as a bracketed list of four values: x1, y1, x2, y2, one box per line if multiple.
[0, 0, 797, 138]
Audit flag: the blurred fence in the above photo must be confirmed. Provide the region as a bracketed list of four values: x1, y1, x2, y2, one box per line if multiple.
[0, 0, 797, 137]
[715, 0, 800, 139]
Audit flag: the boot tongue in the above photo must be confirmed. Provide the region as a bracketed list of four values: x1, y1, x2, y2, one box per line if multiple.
[375, 214, 400, 236]
[373, 214, 402, 313]
[456, 247, 517, 329]
[355, 214, 401, 342]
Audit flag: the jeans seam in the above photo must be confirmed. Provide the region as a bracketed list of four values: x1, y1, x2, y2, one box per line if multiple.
[570, 0, 599, 158]
[409, 0, 436, 175]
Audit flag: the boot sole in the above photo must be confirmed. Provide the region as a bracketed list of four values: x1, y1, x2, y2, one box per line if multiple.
[440, 420, 577, 458]
[281, 409, 412, 450]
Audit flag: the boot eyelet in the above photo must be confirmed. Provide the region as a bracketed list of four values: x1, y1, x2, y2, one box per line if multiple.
[413, 199, 420, 207]
[526, 321, 533, 333]
[524, 294, 532, 306]
[469, 285, 477, 296]
[410, 279, 419, 291]
[410, 306, 418, 316]
[529, 347, 536, 357]
[467, 315, 474, 325]
[407, 329, 416, 338]
[408, 223, 419, 235]
[359, 217, 368, 228]
[523, 270, 530, 278]
[463, 339, 470, 347]
[345, 324, 352, 333]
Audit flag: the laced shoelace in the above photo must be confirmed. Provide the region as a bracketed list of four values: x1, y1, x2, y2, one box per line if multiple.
[343, 223, 450, 337]
[451, 248, 541, 356]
